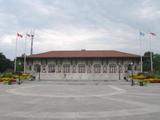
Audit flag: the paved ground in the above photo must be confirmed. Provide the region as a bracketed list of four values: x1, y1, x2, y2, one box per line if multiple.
[0, 80, 160, 120]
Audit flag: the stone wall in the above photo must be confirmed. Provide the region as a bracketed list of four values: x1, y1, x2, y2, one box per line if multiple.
[38, 73, 124, 80]
[26, 58, 140, 80]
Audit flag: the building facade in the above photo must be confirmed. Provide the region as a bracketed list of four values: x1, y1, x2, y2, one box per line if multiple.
[26, 50, 140, 80]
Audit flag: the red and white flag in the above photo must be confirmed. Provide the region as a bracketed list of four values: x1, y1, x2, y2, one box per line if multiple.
[17, 32, 23, 38]
[150, 32, 156, 36]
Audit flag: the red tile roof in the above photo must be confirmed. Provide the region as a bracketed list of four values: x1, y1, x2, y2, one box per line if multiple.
[28, 50, 140, 58]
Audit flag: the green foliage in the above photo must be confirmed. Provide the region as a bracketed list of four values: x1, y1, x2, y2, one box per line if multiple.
[16, 59, 24, 72]
[153, 71, 160, 79]
[1, 73, 13, 77]
[0, 52, 13, 73]
[145, 74, 156, 79]
[153, 54, 160, 72]
[143, 51, 152, 72]
[143, 51, 160, 73]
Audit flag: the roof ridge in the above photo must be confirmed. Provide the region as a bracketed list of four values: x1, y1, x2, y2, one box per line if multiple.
[28, 50, 140, 58]
[39, 50, 118, 52]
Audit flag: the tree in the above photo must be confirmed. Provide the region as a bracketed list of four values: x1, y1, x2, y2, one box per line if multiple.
[0, 52, 13, 73]
[143, 51, 160, 73]
[143, 51, 151, 72]
[16, 58, 24, 72]
[153, 54, 160, 72]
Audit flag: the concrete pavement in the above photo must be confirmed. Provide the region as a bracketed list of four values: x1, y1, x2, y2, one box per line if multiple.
[0, 80, 160, 120]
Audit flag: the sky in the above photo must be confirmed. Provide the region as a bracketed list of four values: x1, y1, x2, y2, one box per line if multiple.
[0, 0, 160, 60]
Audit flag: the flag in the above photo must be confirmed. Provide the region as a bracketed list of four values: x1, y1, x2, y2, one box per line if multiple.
[140, 32, 145, 36]
[150, 32, 156, 36]
[17, 32, 23, 38]
[26, 33, 31, 37]
[26, 34, 34, 37]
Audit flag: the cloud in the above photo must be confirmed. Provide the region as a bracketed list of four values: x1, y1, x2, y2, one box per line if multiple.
[0, 0, 160, 60]
[34, 26, 108, 52]
[134, 0, 160, 20]
[33, 23, 140, 54]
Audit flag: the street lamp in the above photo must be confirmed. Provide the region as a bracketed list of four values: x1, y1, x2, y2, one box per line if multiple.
[18, 62, 21, 85]
[37, 65, 41, 80]
[118, 64, 121, 80]
[130, 62, 134, 86]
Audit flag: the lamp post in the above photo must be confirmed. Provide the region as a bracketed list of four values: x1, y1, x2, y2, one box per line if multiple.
[37, 65, 41, 80]
[130, 62, 134, 86]
[118, 64, 121, 80]
[18, 62, 21, 85]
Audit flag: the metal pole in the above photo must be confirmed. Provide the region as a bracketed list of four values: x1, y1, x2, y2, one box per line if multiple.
[18, 71, 21, 85]
[149, 35, 153, 72]
[130, 62, 134, 86]
[18, 62, 21, 85]
[131, 69, 134, 86]
[140, 35, 143, 73]
[140, 56, 143, 73]
[119, 65, 121, 80]
[31, 36, 33, 55]
[24, 34, 27, 73]
[38, 65, 40, 80]
[150, 51, 153, 72]
[39, 71, 40, 80]
[14, 36, 18, 73]
[30, 31, 34, 55]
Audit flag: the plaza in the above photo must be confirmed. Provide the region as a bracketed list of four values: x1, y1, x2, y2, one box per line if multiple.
[0, 80, 160, 120]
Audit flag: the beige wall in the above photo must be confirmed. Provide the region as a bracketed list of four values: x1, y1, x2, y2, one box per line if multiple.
[26, 58, 140, 80]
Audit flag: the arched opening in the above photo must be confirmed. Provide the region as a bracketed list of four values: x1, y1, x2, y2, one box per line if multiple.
[34, 64, 41, 73]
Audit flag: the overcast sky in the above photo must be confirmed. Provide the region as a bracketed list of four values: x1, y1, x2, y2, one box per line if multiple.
[0, 0, 160, 60]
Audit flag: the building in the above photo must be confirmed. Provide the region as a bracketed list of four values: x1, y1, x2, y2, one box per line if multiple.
[25, 50, 140, 80]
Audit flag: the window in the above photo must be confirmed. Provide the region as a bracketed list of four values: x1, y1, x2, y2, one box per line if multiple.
[87, 65, 92, 73]
[128, 64, 132, 71]
[109, 64, 117, 73]
[118, 65, 123, 73]
[72, 65, 76, 73]
[94, 64, 101, 73]
[42, 65, 46, 73]
[41, 59, 47, 65]
[63, 64, 70, 73]
[78, 64, 85, 73]
[34, 64, 40, 72]
[29, 65, 32, 71]
[134, 66, 137, 71]
[48, 64, 55, 73]
[124, 64, 128, 72]
[57, 65, 61, 73]
[103, 65, 107, 73]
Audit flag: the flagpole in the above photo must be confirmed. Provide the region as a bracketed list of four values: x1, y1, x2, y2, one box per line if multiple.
[139, 32, 145, 73]
[14, 35, 18, 73]
[30, 30, 34, 55]
[140, 33, 143, 73]
[24, 34, 27, 74]
[149, 35, 153, 72]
